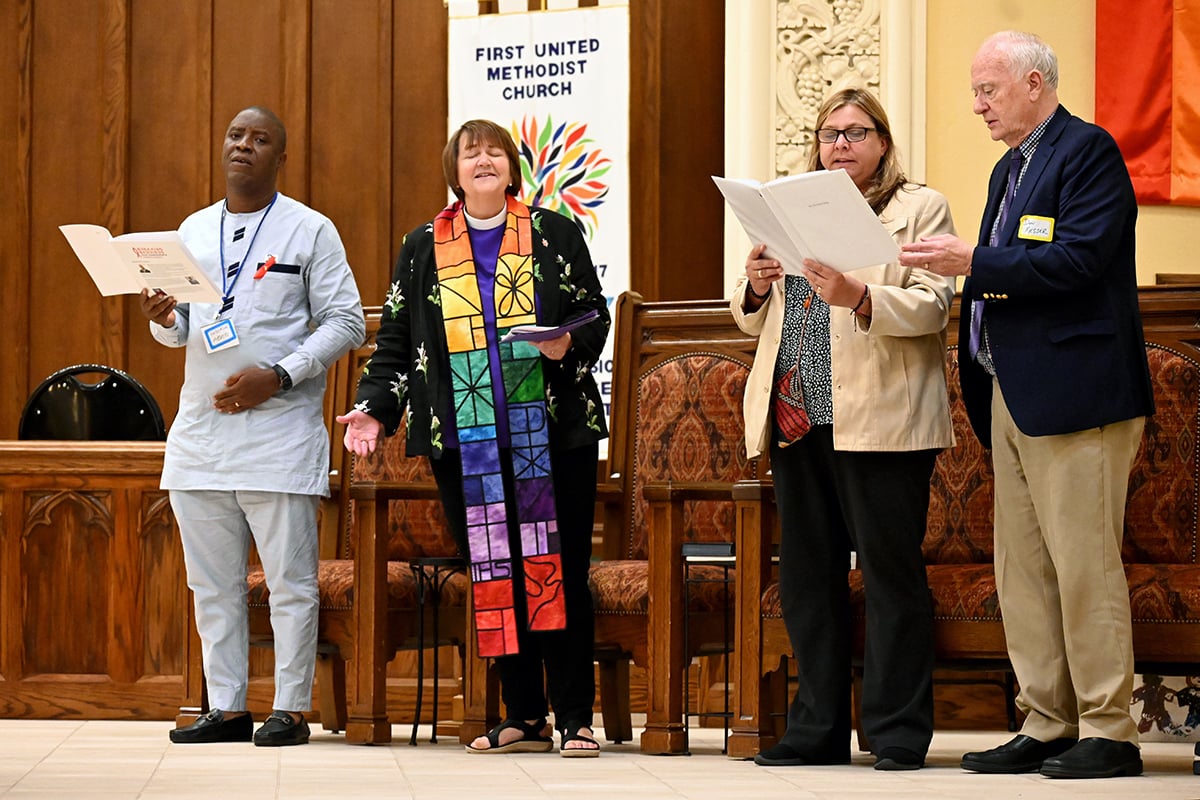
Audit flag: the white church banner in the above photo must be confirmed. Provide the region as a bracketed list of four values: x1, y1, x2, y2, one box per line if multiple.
[448, 4, 630, 436]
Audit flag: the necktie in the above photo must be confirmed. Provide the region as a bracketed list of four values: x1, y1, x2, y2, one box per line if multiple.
[970, 148, 1024, 359]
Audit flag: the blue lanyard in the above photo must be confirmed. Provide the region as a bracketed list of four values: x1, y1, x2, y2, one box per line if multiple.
[217, 192, 278, 311]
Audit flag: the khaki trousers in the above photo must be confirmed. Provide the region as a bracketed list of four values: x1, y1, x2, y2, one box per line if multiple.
[991, 380, 1143, 744]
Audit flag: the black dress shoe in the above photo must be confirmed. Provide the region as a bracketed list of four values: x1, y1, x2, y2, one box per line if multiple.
[253, 710, 310, 747]
[961, 734, 1077, 773]
[752, 741, 850, 767]
[874, 746, 924, 771]
[169, 709, 253, 744]
[1039, 737, 1142, 779]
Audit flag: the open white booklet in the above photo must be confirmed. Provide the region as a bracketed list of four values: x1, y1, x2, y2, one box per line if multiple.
[59, 224, 221, 303]
[713, 169, 899, 274]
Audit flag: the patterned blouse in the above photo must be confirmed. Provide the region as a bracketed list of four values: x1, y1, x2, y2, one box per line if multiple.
[773, 274, 834, 438]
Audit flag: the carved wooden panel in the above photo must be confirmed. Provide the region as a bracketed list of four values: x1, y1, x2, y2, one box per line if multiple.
[0, 443, 186, 718]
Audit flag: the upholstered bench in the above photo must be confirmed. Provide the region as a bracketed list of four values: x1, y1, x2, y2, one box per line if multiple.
[730, 286, 1200, 758]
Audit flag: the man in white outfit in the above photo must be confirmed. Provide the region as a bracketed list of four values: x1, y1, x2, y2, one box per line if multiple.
[140, 106, 364, 746]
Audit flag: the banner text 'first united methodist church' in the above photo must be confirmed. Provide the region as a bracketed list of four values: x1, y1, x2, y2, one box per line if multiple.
[475, 38, 602, 100]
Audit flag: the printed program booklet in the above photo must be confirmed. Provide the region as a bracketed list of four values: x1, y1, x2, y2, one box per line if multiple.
[713, 169, 899, 273]
[59, 224, 221, 303]
[501, 309, 600, 343]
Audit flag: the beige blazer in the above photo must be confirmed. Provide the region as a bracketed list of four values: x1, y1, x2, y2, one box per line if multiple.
[731, 184, 957, 459]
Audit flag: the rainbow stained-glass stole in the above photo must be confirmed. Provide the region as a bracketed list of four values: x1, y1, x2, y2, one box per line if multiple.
[433, 198, 566, 657]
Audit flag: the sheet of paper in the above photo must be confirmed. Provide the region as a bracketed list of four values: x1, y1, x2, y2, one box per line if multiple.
[501, 309, 600, 343]
[712, 177, 808, 270]
[60, 224, 221, 303]
[714, 169, 900, 274]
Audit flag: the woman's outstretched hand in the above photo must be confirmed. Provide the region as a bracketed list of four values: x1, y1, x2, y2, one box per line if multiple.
[337, 409, 384, 458]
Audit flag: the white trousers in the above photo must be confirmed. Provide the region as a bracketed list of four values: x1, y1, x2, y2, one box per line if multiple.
[170, 489, 320, 713]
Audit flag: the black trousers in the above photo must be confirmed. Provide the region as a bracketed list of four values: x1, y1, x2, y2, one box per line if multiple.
[771, 426, 938, 759]
[430, 441, 598, 731]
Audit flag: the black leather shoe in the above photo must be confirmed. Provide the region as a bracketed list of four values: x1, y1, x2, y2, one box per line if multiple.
[874, 746, 924, 771]
[253, 711, 310, 747]
[1039, 737, 1142, 779]
[961, 734, 1077, 773]
[169, 709, 253, 744]
[752, 741, 850, 767]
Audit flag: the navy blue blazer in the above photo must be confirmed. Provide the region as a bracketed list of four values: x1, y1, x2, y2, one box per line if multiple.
[958, 105, 1154, 447]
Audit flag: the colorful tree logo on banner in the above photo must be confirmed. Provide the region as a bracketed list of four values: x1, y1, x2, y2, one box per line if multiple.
[512, 116, 611, 239]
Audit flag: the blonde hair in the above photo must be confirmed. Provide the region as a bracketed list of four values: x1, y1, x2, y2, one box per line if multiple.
[805, 88, 908, 214]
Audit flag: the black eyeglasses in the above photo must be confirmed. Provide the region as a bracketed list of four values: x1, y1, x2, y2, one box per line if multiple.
[815, 127, 876, 144]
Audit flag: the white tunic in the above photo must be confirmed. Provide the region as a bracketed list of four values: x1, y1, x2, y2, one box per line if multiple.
[152, 194, 365, 496]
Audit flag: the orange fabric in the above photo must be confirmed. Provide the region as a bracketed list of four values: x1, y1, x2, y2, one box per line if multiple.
[1096, 0, 1172, 202]
[1172, 3, 1200, 203]
[1096, 0, 1200, 206]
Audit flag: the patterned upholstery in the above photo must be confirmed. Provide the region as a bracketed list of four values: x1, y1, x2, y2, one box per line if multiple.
[628, 354, 754, 558]
[347, 431, 460, 561]
[1125, 344, 1200, 629]
[765, 344, 1200, 642]
[590, 353, 756, 620]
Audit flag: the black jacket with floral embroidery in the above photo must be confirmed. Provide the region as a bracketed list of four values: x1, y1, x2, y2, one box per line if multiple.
[354, 203, 610, 457]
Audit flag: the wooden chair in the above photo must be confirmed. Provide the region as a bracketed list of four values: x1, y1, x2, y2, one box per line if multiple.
[588, 292, 767, 753]
[243, 309, 473, 744]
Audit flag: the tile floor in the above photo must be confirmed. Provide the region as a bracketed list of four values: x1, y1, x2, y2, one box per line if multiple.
[2, 718, 1199, 799]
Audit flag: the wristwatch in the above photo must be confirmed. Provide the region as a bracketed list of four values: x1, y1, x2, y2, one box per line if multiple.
[271, 363, 293, 392]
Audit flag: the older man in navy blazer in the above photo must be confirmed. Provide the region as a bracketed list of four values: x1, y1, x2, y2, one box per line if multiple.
[901, 31, 1154, 780]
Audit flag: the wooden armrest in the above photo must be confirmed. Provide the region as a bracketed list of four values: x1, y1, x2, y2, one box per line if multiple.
[642, 480, 737, 503]
[732, 478, 774, 502]
[348, 480, 442, 502]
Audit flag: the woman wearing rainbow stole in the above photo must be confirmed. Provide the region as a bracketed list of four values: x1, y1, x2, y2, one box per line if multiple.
[339, 119, 609, 757]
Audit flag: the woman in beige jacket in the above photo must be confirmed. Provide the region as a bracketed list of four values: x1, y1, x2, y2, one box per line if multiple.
[732, 88, 955, 771]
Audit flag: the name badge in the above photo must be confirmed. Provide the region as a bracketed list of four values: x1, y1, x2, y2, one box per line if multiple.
[1018, 215, 1055, 242]
[202, 318, 240, 353]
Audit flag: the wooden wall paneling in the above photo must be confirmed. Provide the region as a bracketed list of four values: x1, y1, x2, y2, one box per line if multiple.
[211, 0, 305, 202]
[100, 0, 131, 370]
[628, 0, 661, 301]
[282, 0, 312, 203]
[387, 0, 450, 306]
[126, 0, 215, 426]
[0, 1, 32, 437]
[628, 0, 725, 302]
[28, 1, 116, 402]
[658, 0, 723, 301]
[310, 0, 392, 305]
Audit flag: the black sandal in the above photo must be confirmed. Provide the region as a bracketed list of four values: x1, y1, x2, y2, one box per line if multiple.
[559, 724, 600, 758]
[465, 718, 553, 754]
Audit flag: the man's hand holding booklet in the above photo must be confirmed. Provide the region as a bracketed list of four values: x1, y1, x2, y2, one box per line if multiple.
[59, 224, 221, 303]
[712, 169, 898, 273]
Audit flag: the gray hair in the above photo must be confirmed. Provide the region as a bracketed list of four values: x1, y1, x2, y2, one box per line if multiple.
[987, 31, 1059, 90]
